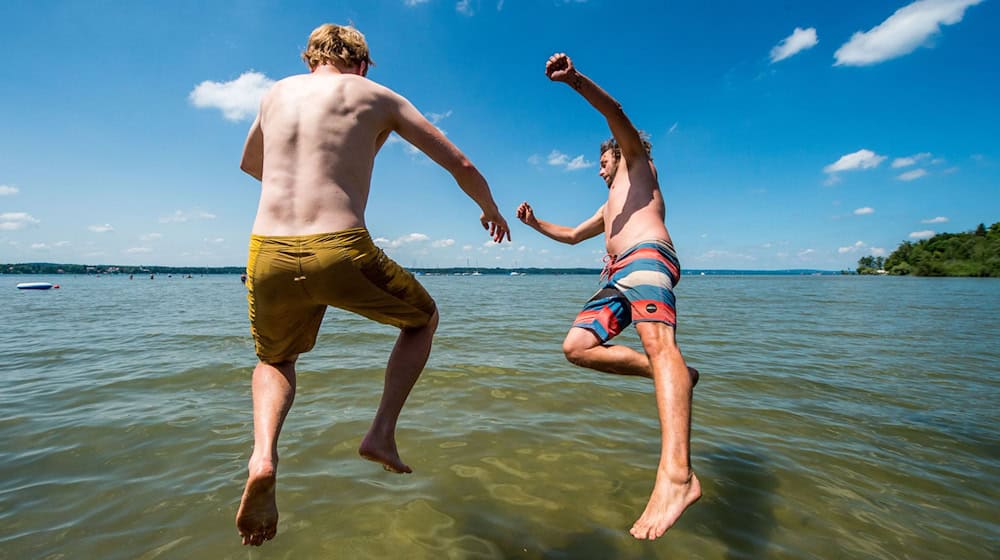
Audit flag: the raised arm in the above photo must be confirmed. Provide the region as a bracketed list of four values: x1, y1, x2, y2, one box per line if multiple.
[516, 202, 603, 245]
[545, 53, 647, 162]
[392, 95, 510, 242]
[239, 113, 264, 181]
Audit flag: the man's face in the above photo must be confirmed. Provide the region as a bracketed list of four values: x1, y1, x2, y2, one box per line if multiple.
[599, 149, 618, 188]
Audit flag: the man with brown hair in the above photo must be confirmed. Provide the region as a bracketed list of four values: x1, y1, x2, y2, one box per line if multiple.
[235, 23, 509, 546]
[516, 53, 700, 540]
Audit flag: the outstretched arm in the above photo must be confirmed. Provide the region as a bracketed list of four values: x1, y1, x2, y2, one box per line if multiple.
[545, 53, 646, 162]
[393, 96, 510, 242]
[516, 202, 603, 245]
[240, 114, 264, 181]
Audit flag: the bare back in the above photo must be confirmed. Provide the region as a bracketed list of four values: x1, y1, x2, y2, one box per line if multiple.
[251, 72, 397, 235]
[603, 158, 671, 256]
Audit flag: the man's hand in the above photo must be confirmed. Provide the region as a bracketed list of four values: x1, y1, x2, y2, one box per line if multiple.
[481, 208, 511, 243]
[516, 202, 538, 227]
[545, 53, 577, 83]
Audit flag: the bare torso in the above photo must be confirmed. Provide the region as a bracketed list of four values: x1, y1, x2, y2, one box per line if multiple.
[251, 71, 396, 235]
[603, 159, 671, 256]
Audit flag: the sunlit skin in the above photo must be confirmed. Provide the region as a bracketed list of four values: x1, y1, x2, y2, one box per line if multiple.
[235, 26, 508, 547]
[516, 52, 701, 541]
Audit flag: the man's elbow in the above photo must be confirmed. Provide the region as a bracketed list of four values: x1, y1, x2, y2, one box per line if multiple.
[450, 157, 477, 179]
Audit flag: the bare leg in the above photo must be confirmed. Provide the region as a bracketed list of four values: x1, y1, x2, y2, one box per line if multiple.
[629, 322, 701, 540]
[359, 309, 439, 473]
[237, 359, 297, 546]
[562, 327, 699, 385]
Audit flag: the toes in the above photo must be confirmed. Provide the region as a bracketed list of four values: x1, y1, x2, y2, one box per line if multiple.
[630, 522, 653, 540]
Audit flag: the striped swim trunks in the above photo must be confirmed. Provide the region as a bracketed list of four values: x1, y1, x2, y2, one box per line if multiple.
[572, 239, 681, 343]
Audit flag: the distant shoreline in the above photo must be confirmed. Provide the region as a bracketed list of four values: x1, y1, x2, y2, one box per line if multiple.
[3, 262, 843, 276]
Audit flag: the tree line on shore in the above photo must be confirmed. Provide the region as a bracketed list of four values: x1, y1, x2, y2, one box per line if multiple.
[857, 222, 1000, 277]
[1, 263, 246, 275]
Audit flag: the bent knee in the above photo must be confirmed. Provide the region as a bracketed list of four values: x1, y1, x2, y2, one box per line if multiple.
[404, 308, 439, 333]
[562, 340, 590, 367]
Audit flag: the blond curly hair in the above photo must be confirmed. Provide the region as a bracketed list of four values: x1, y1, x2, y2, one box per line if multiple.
[301, 24, 374, 71]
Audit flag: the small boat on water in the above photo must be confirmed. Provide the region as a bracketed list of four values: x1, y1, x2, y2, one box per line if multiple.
[16, 282, 59, 290]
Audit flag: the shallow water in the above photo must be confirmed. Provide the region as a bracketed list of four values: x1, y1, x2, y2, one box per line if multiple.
[1, 274, 997, 559]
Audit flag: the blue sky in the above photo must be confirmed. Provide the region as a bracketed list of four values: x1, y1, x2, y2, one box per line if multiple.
[1, 0, 997, 270]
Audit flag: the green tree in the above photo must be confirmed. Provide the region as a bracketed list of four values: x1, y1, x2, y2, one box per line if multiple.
[882, 222, 1000, 277]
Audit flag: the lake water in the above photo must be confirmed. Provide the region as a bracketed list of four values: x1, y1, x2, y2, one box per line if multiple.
[1, 273, 997, 559]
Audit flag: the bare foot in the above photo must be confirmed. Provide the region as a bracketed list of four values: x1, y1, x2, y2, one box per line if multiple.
[688, 366, 700, 387]
[236, 462, 278, 546]
[629, 471, 701, 540]
[359, 432, 412, 474]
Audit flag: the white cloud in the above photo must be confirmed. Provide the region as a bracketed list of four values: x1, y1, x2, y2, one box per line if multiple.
[189, 71, 274, 121]
[404, 0, 429, 5]
[838, 240, 866, 254]
[546, 149, 594, 171]
[824, 149, 886, 173]
[31, 243, 48, 250]
[426, 110, 453, 125]
[897, 168, 928, 181]
[54, 241, 70, 247]
[431, 239, 455, 248]
[910, 230, 936, 239]
[922, 216, 949, 223]
[695, 249, 756, 262]
[140, 233, 163, 241]
[770, 27, 819, 63]
[0, 212, 39, 230]
[456, 0, 473, 15]
[160, 210, 217, 223]
[126, 247, 152, 254]
[797, 249, 816, 258]
[527, 154, 542, 165]
[668, 122, 678, 134]
[0, 185, 18, 196]
[378, 233, 430, 248]
[823, 175, 842, 187]
[88, 224, 114, 233]
[854, 207, 875, 215]
[838, 241, 885, 256]
[892, 152, 932, 168]
[834, 0, 984, 66]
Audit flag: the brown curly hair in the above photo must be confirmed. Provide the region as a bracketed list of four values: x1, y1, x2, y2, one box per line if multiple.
[600, 133, 653, 161]
[301, 24, 374, 71]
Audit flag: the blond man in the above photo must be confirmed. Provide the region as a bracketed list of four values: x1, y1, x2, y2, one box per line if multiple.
[236, 23, 509, 546]
[517, 53, 700, 540]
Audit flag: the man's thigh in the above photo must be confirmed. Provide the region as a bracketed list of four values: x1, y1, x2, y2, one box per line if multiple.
[634, 320, 680, 358]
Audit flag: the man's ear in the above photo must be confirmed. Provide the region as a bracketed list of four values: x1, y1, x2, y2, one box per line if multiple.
[359, 60, 368, 77]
